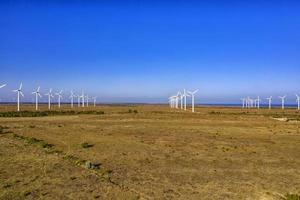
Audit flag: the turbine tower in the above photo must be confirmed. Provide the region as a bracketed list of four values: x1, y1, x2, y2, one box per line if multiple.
[188, 89, 198, 113]
[256, 96, 260, 109]
[69, 91, 75, 108]
[182, 89, 190, 111]
[12, 83, 24, 112]
[241, 98, 245, 108]
[76, 94, 81, 107]
[279, 95, 286, 110]
[55, 90, 63, 108]
[178, 92, 183, 109]
[32, 86, 42, 111]
[80, 91, 85, 107]
[296, 94, 300, 110]
[45, 89, 54, 110]
[92, 97, 97, 107]
[85, 95, 90, 107]
[266, 96, 272, 110]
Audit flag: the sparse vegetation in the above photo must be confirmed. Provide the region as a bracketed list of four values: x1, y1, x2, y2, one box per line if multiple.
[0, 125, 10, 134]
[13, 133, 54, 149]
[1, 105, 300, 199]
[81, 142, 94, 148]
[0, 110, 104, 118]
[283, 194, 300, 200]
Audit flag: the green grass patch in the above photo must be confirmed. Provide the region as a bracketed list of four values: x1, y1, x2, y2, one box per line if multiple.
[13, 134, 54, 149]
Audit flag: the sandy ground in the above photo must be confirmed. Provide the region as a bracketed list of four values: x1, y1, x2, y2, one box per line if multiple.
[0, 105, 299, 199]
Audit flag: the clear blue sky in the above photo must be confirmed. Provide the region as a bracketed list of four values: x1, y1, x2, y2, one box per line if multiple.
[0, 1, 300, 103]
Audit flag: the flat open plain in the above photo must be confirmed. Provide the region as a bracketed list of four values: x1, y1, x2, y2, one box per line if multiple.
[0, 105, 299, 199]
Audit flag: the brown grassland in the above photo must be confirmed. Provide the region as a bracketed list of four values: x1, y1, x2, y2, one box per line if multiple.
[0, 104, 299, 200]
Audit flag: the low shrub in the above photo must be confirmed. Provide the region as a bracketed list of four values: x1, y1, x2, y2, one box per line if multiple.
[0, 110, 105, 118]
[81, 142, 94, 148]
[284, 193, 300, 200]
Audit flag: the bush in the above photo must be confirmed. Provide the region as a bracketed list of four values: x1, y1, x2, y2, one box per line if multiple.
[0, 110, 105, 118]
[284, 194, 300, 200]
[81, 142, 94, 148]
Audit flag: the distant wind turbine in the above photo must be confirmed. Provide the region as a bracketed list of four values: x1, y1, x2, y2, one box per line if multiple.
[266, 96, 272, 110]
[256, 96, 260, 109]
[241, 98, 246, 108]
[55, 90, 63, 108]
[80, 91, 85, 107]
[12, 83, 24, 112]
[182, 89, 190, 111]
[45, 89, 54, 110]
[296, 94, 300, 110]
[188, 89, 198, 113]
[85, 95, 90, 107]
[69, 91, 75, 108]
[279, 95, 286, 110]
[92, 97, 97, 107]
[32, 86, 42, 111]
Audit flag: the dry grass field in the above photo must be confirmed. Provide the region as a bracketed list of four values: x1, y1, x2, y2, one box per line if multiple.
[0, 104, 299, 200]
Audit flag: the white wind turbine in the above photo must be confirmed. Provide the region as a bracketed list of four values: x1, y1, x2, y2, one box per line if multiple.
[55, 90, 63, 108]
[178, 92, 183, 109]
[188, 89, 198, 113]
[32, 86, 42, 111]
[279, 95, 286, 110]
[266, 96, 272, 110]
[295, 94, 300, 110]
[80, 91, 85, 107]
[69, 91, 75, 108]
[241, 98, 246, 108]
[0, 84, 6, 89]
[76, 94, 81, 107]
[12, 83, 24, 112]
[85, 95, 90, 107]
[45, 89, 54, 110]
[182, 89, 190, 111]
[256, 96, 260, 109]
[168, 97, 173, 108]
[92, 97, 97, 107]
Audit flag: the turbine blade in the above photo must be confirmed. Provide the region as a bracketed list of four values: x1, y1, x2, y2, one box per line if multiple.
[20, 91, 24, 97]
[0, 84, 6, 89]
[19, 83, 23, 90]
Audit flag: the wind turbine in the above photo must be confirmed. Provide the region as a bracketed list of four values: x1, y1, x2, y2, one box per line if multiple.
[256, 96, 260, 109]
[188, 89, 198, 113]
[55, 90, 63, 108]
[32, 86, 42, 111]
[178, 92, 183, 109]
[76, 94, 81, 107]
[45, 89, 54, 110]
[69, 91, 75, 108]
[241, 98, 245, 108]
[295, 94, 300, 110]
[85, 95, 90, 107]
[92, 97, 97, 107]
[80, 91, 85, 107]
[182, 89, 190, 111]
[168, 97, 173, 108]
[279, 95, 286, 110]
[0, 84, 6, 89]
[12, 83, 24, 112]
[266, 96, 272, 110]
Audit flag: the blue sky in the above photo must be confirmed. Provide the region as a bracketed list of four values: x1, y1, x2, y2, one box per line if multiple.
[0, 1, 300, 103]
